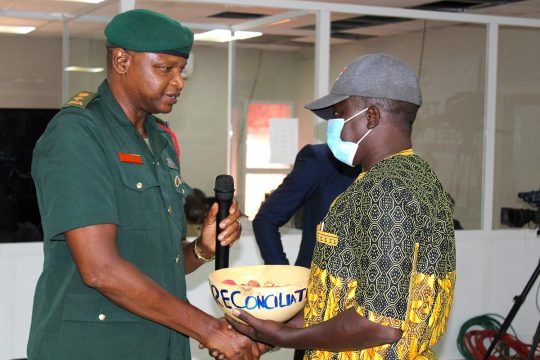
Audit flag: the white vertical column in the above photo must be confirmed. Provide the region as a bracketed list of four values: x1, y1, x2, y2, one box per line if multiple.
[120, 0, 135, 12]
[314, 10, 330, 143]
[227, 39, 236, 175]
[482, 22, 498, 230]
[62, 19, 70, 102]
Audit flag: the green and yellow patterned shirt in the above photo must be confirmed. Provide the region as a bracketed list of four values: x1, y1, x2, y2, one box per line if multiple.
[304, 149, 456, 360]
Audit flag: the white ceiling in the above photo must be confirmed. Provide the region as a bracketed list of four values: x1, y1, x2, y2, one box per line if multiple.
[1, 0, 540, 49]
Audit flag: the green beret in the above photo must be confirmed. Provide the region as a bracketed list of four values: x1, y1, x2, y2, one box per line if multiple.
[105, 9, 193, 58]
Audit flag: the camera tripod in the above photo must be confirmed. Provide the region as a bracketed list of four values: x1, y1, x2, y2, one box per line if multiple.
[482, 258, 540, 360]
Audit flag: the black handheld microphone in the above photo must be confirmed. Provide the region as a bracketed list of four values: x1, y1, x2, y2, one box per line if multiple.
[214, 175, 235, 270]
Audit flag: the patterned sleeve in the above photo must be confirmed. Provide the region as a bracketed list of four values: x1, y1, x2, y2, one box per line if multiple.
[353, 176, 417, 329]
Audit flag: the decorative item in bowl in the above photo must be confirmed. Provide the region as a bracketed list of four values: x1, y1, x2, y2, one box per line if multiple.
[208, 264, 310, 323]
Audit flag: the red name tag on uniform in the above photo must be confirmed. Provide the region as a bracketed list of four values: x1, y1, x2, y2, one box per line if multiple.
[118, 153, 143, 164]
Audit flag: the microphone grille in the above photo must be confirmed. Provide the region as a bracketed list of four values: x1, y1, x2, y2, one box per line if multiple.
[214, 175, 234, 201]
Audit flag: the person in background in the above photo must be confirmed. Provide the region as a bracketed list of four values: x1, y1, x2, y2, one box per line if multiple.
[449, 195, 464, 230]
[253, 144, 361, 269]
[184, 188, 211, 237]
[28, 9, 265, 360]
[229, 53, 456, 359]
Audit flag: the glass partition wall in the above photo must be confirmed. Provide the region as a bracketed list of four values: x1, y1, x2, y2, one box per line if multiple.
[232, 11, 316, 220]
[226, 5, 539, 231]
[1, 1, 539, 233]
[327, 18, 487, 229]
[494, 26, 540, 230]
[0, 27, 65, 242]
[67, 36, 107, 99]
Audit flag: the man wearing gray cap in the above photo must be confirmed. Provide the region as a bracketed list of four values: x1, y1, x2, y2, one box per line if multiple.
[229, 53, 456, 359]
[28, 9, 264, 360]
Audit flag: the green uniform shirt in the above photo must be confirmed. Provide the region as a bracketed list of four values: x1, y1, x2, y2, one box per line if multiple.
[28, 81, 192, 360]
[305, 150, 456, 359]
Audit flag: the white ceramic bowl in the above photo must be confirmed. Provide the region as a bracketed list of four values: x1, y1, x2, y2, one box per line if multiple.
[208, 264, 310, 323]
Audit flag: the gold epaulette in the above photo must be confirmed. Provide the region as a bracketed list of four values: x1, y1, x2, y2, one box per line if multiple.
[62, 91, 98, 109]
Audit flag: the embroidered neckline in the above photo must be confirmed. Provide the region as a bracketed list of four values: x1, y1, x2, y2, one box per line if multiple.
[356, 148, 414, 179]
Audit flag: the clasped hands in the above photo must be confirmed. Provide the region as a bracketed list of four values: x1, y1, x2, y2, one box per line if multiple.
[197, 316, 274, 360]
[200, 309, 299, 360]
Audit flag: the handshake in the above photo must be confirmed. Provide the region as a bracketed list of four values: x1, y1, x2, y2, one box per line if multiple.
[197, 314, 277, 360]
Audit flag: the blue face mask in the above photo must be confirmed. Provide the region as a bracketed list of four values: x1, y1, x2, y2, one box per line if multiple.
[326, 107, 371, 167]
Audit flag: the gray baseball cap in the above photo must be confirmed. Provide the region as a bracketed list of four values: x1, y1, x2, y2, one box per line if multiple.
[305, 53, 422, 120]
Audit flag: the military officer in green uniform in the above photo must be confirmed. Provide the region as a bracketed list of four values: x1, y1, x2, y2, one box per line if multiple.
[28, 9, 264, 360]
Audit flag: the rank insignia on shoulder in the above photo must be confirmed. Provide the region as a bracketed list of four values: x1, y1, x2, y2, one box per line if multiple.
[62, 91, 98, 109]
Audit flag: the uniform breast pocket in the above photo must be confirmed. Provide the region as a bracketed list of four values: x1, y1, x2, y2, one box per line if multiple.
[117, 163, 161, 230]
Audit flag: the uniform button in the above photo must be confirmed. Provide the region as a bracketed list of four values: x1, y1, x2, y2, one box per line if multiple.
[175, 255, 180, 264]
[136, 182, 144, 190]
[156, 160, 160, 166]
[98, 313, 106, 321]
[167, 206, 172, 215]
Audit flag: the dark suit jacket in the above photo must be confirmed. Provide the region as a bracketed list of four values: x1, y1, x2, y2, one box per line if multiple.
[252, 144, 362, 268]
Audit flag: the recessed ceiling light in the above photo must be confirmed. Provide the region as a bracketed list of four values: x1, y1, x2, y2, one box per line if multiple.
[64, 66, 104, 73]
[0, 25, 36, 34]
[194, 29, 262, 43]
